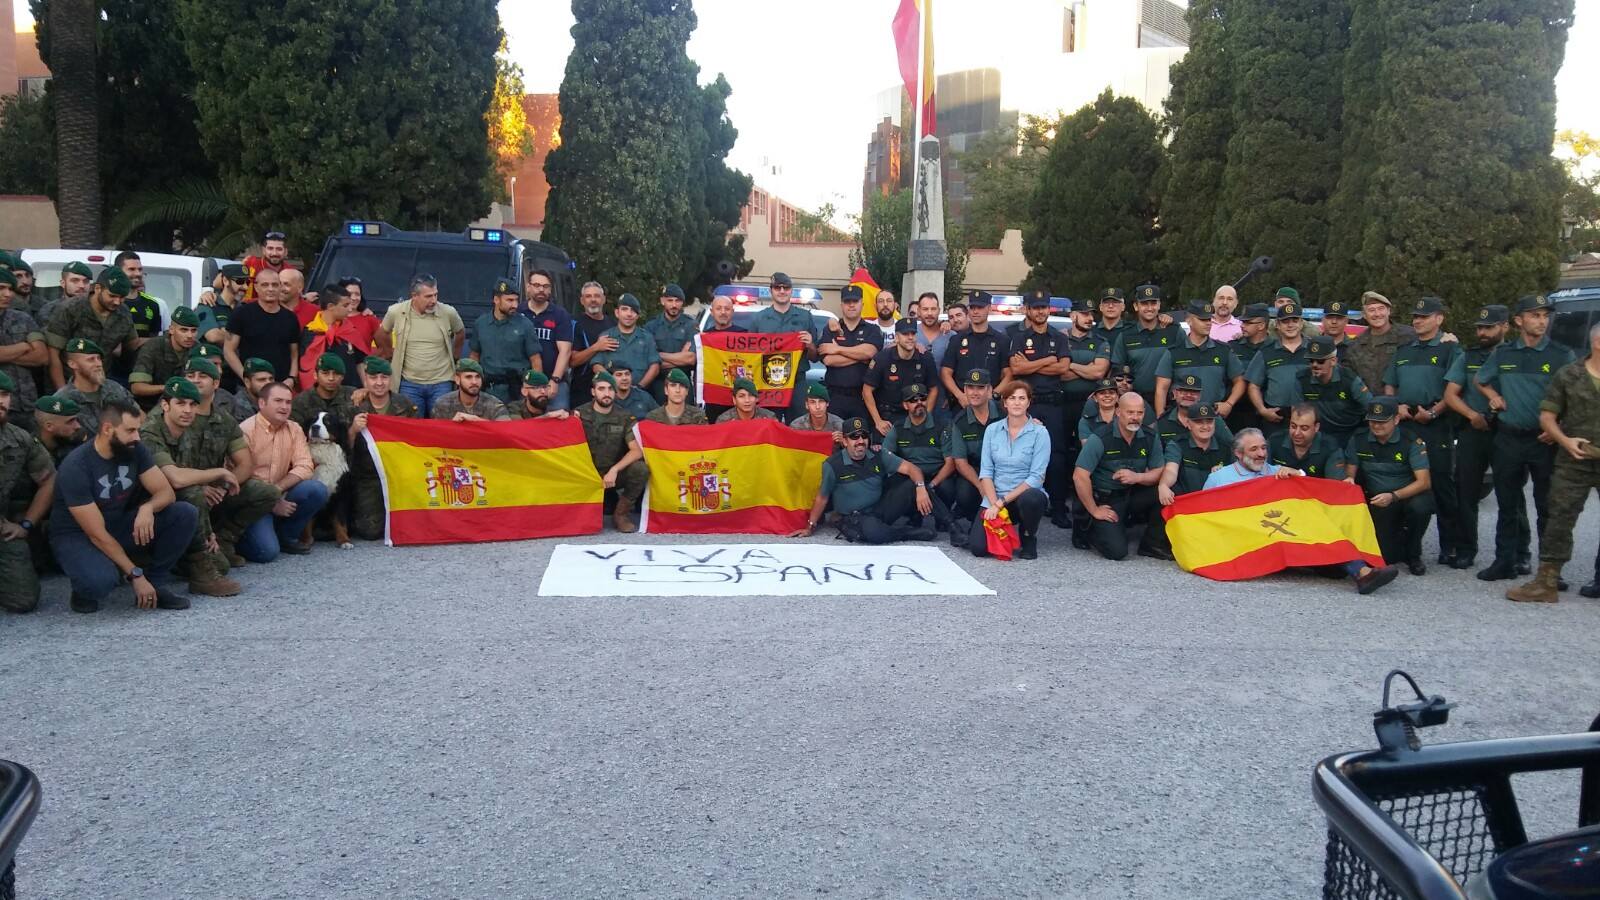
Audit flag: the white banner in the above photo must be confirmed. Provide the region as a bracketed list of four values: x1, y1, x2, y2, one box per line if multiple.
[537, 543, 995, 597]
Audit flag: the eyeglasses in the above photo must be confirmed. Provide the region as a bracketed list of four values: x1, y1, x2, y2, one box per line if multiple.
[1114, 375, 1132, 382]
[263, 231, 286, 242]
[771, 285, 791, 291]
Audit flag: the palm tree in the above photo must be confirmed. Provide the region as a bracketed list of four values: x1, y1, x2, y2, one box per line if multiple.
[49, 0, 102, 247]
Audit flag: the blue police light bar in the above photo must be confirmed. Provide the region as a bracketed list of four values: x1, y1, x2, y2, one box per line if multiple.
[346, 222, 383, 237]
[466, 228, 505, 243]
[486, 230, 503, 243]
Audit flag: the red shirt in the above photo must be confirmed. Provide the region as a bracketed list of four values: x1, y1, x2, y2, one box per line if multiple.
[242, 256, 286, 302]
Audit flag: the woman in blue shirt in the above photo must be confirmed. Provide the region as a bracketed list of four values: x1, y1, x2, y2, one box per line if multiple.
[972, 381, 1051, 559]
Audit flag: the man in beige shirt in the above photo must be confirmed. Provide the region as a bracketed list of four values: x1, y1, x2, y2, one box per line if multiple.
[238, 381, 327, 561]
[376, 274, 465, 418]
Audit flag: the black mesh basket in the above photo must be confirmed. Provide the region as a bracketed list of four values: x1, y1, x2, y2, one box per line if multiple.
[0, 761, 41, 900]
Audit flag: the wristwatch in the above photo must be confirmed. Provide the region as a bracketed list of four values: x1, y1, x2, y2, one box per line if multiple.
[18, 518, 31, 531]
[126, 566, 144, 580]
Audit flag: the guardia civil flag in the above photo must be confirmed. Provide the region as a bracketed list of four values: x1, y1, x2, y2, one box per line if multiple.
[695, 331, 806, 408]
[1161, 477, 1384, 580]
[363, 415, 603, 546]
[634, 419, 834, 535]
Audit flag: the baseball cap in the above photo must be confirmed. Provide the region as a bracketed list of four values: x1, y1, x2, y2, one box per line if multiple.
[894, 319, 916, 335]
[1185, 402, 1217, 420]
[1515, 294, 1552, 315]
[493, 279, 519, 297]
[963, 369, 991, 388]
[1305, 338, 1337, 360]
[1367, 397, 1399, 422]
[1099, 288, 1125, 303]
[1474, 304, 1509, 326]
[843, 416, 871, 437]
[966, 290, 993, 308]
[1071, 297, 1096, 313]
[1275, 302, 1303, 320]
[1412, 296, 1445, 316]
[770, 272, 793, 287]
[1325, 300, 1353, 318]
[1174, 373, 1203, 393]
[840, 285, 864, 303]
[1241, 304, 1270, 322]
[903, 382, 929, 401]
[1134, 284, 1162, 302]
[1024, 290, 1050, 308]
[1185, 300, 1213, 319]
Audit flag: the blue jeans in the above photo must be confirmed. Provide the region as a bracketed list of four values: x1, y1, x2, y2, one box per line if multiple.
[238, 480, 329, 563]
[53, 502, 198, 602]
[551, 381, 571, 412]
[399, 380, 455, 418]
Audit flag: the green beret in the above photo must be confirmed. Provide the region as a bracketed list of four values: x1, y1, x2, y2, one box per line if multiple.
[191, 342, 224, 359]
[666, 369, 691, 387]
[243, 357, 276, 377]
[616, 293, 641, 311]
[607, 360, 631, 373]
[170, 306, 200, 328]
[316, 352, 346, 374]
[185, 356, 221, 380]
[731, 377, 758, 397]
[0, 270, 15, 289]
[62, 261, 92, 279]
[163, 377, 201, 402]
[65, 337, 103, 356]
[0, 370, 14, 393]
[806, 383, 829, 400]
[9, 258, 30, 275]
[35, 393, 79, 417]
[594, 371, 618, 389]
[95, 268, 132, 295]
[523, 369, 550, 387]
[1275, 287, 1301, 302]
[455, 358, 483, 375]
[361, 356, 391, 376]
[0, 251, 15, 269]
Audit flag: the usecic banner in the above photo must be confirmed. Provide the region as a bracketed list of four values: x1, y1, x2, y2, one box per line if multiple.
[634, 419, 834, 535]
[695, 331, 806, 408]
[363, 415, 603, 546]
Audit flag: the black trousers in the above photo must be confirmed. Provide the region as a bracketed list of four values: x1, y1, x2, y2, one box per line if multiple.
[1404, 419, 1458, 556]
[968, 487, 1049, 557]
[1490, 429, 1553, 564]
[838, 478, 928, 544]
[1029, 395, 1072, 514]
[941, 477, 982, 524]
[827, 386, 868, 422]
[1368, 492, 1437, 565]
[1088, 486, 1159, 561]
[889, 468, 951, 527]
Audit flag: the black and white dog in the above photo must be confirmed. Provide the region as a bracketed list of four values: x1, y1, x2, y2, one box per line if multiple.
[305, 411, 354, 549]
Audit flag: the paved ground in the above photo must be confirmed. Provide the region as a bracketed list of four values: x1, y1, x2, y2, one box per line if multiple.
[5, 489, 1600, 899]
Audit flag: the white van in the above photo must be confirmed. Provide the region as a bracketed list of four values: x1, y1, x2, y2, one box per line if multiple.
[17, 249, 232, 318]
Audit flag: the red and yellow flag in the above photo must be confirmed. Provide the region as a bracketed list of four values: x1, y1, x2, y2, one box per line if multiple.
[1161, 478, 1384, 580]
[695, 331, 806, 408]
[848, 267, 883, 312]
[363, 415, 602, 546]
[634, 419, 834, 535]
[892, 0, 936, 136]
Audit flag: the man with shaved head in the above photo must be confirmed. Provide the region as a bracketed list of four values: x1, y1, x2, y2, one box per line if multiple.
[1074, 392, 1167, 560]
[1209, 285, 1242, 343]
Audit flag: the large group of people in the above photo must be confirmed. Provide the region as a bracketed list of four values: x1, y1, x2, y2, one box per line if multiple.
[2, 238, 1599, 612]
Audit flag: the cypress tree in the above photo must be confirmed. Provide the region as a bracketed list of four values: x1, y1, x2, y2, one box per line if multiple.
[1355, 0, 1573, 316]
[679, 75, 755, 303]
[1216, 0, 1348, 303]
[1319, 0, 1383, 306]
[1159, 0, 1232, 300]
[1023, 90, 1163, 298]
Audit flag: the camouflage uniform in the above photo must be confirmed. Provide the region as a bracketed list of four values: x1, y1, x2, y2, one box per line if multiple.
[291, 385, 357, 437]
[44, 296, 136, 367]
[1533, 360, 1600, 567]
[577, 402, 648, 502]
[348, 392, 418, 540]
[140, 408, 280, 572]
[59, 379, 135, 434]
[0, 308, 43, 432]
[128, 336, 192, 408]
[430, 390, 512, 421]
[0, 424, 53, 612]
[645, 404, 709, 425]
[229, 388, 260, 423]
[1342, 323, 1415, 396]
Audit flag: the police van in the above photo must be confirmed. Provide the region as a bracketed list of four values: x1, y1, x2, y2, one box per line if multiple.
[1548, 286, 1600, 355]
[303, 222, 577, 337]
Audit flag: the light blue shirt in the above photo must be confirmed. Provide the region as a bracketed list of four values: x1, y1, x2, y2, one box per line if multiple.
[978, 418, 1051, 506]
[1202, 460, 1280, 490]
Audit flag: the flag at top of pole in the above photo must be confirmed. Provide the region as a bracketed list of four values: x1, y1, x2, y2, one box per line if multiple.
[892, 0, 936, 137]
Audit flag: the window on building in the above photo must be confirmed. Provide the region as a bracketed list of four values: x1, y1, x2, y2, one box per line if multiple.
[1063, 8, 1076, 53]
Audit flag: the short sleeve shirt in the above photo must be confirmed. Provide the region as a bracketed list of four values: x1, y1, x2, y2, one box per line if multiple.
[591, 327, 660, 384]
[470, 312, 543, 379]
[1163, 435, 1230, 495]
[1346, 429, 1428, 495]
[229, 301, 302, 386]
[1245, 339, 1311, 409]
[750, 305, 818, 342]
[129, 335, 189, 387]
[49, 441, 157, 536]
[643, 314, 699, 373]
[941, 327, 1010, 388]
[1010, 324, 1066, 396]
[1075, 425, 1165, 494]
[1383, 336, 1461, 409]
[1115, 323, 1185, 396]
[521, 302, 575, 376]
[884, 415, 946, 471]
[867, 345, 938, 411]
[382, 301, 465, 385]
[1269, 430, 1346, 479]
[943, 404, 998, 464]
[820, 320, 883, 390]
[1156, 337, 1243, 406]
[126, 292, 163, 339]
[1446, 345, 1497, 417]
[820, 447, 906, 514]
[1477, 335, 1574, 431]
[1060, 330, 1112, 402]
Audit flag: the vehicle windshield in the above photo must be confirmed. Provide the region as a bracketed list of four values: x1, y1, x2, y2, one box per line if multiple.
[312, 244, 510, 313]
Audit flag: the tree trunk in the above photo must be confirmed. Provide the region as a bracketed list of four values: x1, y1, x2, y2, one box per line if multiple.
[50, 0, 102, 248]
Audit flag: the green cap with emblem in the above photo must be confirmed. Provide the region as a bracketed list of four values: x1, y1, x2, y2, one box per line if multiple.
[1305, 337, 1337, 360]
[191, 342, 223, 359]
[1474, 304, 1509, 326]
[1515, 294, 1552, 315]
[1367, 397, 1399, 422]
[244, 357, 276, 377]
[1412, 296, 1445, 316]
[35, 393, 79, 417]
[963, 369, 991, 388]
[1275, 302, 1303, 320]
[170, 306, 200, 328]
[0, 269, 14, 289]
[1174, 373, 1203, 393]
[454, 358, 482, 375]
[523, 369, 550, 387]
[1092, 378, 1117, 393]
[805, 382, 829, 399]
[0, 370, 14, 393]
[317, 352, 346, 374]
[162, 377, 201, 401]
[616, 293, 641, 311]
[65, 337, 103, 356]
[185, 356, 221, 380]
[594, 371, 618, 389]
[731, 377, 758, 397]
[362, 356, 391, 376]
[1185, 402, 1217, 420]
[666, 368, 691, 387]
[95, 268, 132, 295]
[62, 261, 92, 279]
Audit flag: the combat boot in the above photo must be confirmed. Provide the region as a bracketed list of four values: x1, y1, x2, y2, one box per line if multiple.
[613, 496, 639, 534]
[187, 556, 242, 597]
[1506, 563, 1561, 604]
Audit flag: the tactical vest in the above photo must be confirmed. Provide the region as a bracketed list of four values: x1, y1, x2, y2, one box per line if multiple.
[1296, 367, 1364, 431]
[826, 450, 886, 486]
[1272, 434, 1339, 479]
[956, 413, 991, 468]
[1174, 438, 1229, 494]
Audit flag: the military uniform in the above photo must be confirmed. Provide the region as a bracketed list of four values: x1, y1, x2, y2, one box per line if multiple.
[1115, 322, 1185, 404]
[129, 336, 194, 409]
[1346, 404, 1434, 567]
[470, 311, 543, 402]
[614, 388, 659, 420]
[1478, 298, 1573, 571]
[1382, 314, 1463, 561]
[1245, 336, 1311, 434]
[0, 422, 53, 612]
[577, 401, 648, 511]
[1268, 431, 1346, 480]
[645, 404, 709, 426]
[45, 295, 136, 369]
[430, 390, 511, 421]
[348, 392, 418, 540]
[941, 391, 1000, 527]
[229, 388, 260, 423]
[591, 326, 659, 389]
[1529, 359, 1600, 572]
[291, 384, 357, 437]
[1344, 322, 1416, 397]
[1164, 431, 1229, 496]
[0, 307, 43, 432]
[59, 379, 134, 435]
[819, 440, 929, 545]
[1075, 421, 1166, 560]
[1091, 290, 1136, 349]
[715, 407, 778, 424]
[1153, 407, 1235, 448]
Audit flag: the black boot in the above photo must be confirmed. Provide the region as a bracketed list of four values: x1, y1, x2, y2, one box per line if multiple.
[1581, 579, 1600, 599]
[1018, 534, 1038, 560]
[1516, 551, 1533, 576]
[1476, 559, 1517, 581]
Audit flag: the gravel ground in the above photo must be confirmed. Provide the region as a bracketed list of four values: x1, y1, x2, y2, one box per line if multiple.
[4, 488, 1599, 899]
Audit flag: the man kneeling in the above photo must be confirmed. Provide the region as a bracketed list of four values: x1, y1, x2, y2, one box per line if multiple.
[791, 416, 934, 544]
[51, 396, 199, 612]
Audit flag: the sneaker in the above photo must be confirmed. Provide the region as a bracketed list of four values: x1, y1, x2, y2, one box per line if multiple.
[155, 588, 191, 610]
[69, 592, 99, 614]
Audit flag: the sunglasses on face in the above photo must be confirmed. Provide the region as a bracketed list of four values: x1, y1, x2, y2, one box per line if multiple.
[229, 278, 248, 286]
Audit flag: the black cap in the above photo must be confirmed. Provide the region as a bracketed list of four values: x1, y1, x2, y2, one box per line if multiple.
[1275, 302, 1303, 320]
[1474, 304, 1510, 326]
[1185, 300, 1213, 319]
[1099, 288, 1125, 303]
[1412, 296, 1445, 316]
[840, 285, 864, 302]
[1305, 338, 1337, 360]
[770, 272, 793, 287]
[1185, 402, 1217, 420]
[1367, 397, 1399, 422]
[1070, 297, 1096, 313]
[493, 279, 519, 297]
[903, 382, 929, 401]
[1024, 289, 1050, 308]
[894, 318, 916, 335]
[963, 369, 991, 388]
[1134, 284, 1162, 302]
[843, 416, 871, 437]
[1092, 378, 1117, 392]
[1242, 303, 1270, 322]
[1325, 299, 1353, 317]
[1174, 373, 1203, 393]
[1115, 363, 1134, 379]
[966, 290, 993, 308]
[1515, 294, 1552, 315]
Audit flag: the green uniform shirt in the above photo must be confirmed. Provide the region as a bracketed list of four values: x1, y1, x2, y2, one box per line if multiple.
[129, 334, 191, 386]
[592, 327, 660, 385]
[0, 424, 53, 517]
[44, 295, 136, 356]
[1540, 359, 1600, 446]
[59, 379, 134, 435]
[469, 312, 543, 382]
[643, 313, 699, 376]
[1295, 366, 1373, 433]
[194, 300, 234, 343]
[1114, 323, 1185, 395]
[885, 415, 946, 474]
[1078, 399, 1121, 442]
[644, 404, 709, 426]
[615, 388, 659, 419]
[1230, 337, 1272, 374]
[750, 305, 818, 341]
[141, 406, 247, 470]
[1446, 344, 1498, 417]
[430, 390, 511, 421]
[290, 385, 357, 432]
[1383, 335, 1462, 410]
[1059, 330, 1112, 402]
[944, 404, 999, 465]
[1156, 337, 1243, 406]
[1345, 324, 1416, 394]
[1346, 428, 1428, 495]
[1478, 335, 1574, 432]
[1075, 424, 1165, 494]
[577, 402, 638, 470]
[1153, 410, 1234, 449]
[1163, 434, 1229, 495]
[820, 447, 906, 515]
[1269, 431, 1346, 479]
[1092, 319, 1134, 349]
[1245, 338, 1311, 409]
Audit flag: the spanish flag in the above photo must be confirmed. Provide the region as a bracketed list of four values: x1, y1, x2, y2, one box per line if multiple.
[695, 331, 807, 408]
[363, 415, 603, 546]
[848, 267, 882, 313]
[634, 419, 834, 535]
[891, 0, 936, 136]
[1161, 478, 1384, 580]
